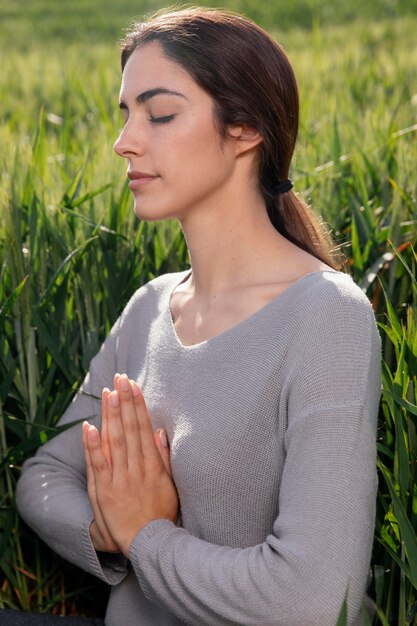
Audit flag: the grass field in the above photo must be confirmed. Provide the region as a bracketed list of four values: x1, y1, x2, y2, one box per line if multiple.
[1, 0, 417, 622]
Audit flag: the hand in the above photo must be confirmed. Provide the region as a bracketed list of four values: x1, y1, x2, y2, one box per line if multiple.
[83, 408, 119, 553]
[83, 380, 173, 554]
[84, 374, 179, 558]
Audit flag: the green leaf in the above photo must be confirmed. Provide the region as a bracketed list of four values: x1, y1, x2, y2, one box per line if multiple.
[388, 239, 417, 285]
[375, 605, 391, 626]
[359, 602, 373, 626]
[378, 278, 403, 341]
[336, 596, 348, 626]
[377, 443, 394, 461]
[61, 160, 87, 206]
[0, 276, 28, 325]
[392, 385, 417, 416]
[31, 311, 73, 383]
[350, 213, 363, 271]
[332, 114, 342, 164]
[378, 461, 417, 589]
[392, 392, 410, 498]
[2, 417, 91, 465]
[39, 236, 99, 305]
[375, 536, 411, 580]
[377, 322, 402, 351]
[71, 182, 114, 208]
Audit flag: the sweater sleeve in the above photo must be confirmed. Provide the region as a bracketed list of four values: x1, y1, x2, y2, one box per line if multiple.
[127, 281, 382, 625]
[15, 312, 128, 585]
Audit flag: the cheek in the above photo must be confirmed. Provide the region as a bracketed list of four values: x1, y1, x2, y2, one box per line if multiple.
[164, 113, 223, 164]
[180, 132, 226, 182]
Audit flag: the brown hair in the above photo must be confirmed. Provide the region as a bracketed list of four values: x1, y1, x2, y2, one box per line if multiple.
[121, 7, 342, 269]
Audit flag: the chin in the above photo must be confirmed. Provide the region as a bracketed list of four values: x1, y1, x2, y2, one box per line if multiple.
[134, 208, 157, 222]
[133, 201, 179, 222]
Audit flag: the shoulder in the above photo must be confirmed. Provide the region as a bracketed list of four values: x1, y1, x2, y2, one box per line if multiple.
[285, 270, 382, 414]
[299, 270, 371, 306]
[289, 270, 376, 329]
[284, 270, 381, 364]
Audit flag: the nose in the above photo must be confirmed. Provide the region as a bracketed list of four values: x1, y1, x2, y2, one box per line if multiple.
[113, 121, 144, 158]
[113, 132, 124, 157]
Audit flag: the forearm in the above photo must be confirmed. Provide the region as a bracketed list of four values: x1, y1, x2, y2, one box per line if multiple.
[16, 457, 127, 585]
[129, 519, 368, 626]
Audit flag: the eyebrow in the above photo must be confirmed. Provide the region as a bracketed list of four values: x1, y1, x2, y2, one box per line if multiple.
[119, 88, 188, 110]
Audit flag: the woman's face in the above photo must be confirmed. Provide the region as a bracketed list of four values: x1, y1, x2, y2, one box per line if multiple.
[114, 42, 238, 222]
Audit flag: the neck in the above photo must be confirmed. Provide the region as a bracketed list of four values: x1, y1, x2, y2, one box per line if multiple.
[178, 185, 290, 300]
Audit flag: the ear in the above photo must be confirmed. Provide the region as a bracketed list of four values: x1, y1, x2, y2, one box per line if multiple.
[227, 124, 263, 156]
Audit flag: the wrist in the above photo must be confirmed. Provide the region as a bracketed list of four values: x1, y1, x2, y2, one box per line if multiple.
[89, 519, 119, 553]
[118, 516, 170, 558]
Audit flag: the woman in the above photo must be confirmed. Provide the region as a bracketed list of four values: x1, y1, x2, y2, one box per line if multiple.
[16, 7, 381, 625]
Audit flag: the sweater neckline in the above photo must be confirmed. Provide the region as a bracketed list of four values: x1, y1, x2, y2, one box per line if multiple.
[166, 269, 343, 350]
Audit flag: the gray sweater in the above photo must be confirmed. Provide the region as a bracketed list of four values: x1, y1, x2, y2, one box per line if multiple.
[16, 269, 381, 626]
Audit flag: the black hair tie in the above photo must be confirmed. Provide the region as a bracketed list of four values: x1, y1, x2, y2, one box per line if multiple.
[274, 179, 293, 195]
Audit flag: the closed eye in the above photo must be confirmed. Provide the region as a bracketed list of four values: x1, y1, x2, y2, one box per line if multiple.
[150, 114, 175, 124]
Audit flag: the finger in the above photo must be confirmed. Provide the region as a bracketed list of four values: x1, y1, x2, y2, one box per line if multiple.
[131, 381, 162, 469]
[83, 423, 118, 551]
[87, 425, 111, 484]
[116, 374, 143, 465]
[82, 420, 89, 453]
[83, 423, 102, 516]
[106, 390, 128, 474]
[131, 381, 160, 460]
[83, 421, 95, 483]
[101, 388, 112, 470]
[154, 429, 173, 478]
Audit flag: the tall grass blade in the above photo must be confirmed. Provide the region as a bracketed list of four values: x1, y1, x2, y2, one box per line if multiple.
[378, 460, 417, 589]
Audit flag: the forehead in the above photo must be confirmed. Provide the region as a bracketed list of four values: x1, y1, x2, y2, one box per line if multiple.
[120, 41, 196, 98]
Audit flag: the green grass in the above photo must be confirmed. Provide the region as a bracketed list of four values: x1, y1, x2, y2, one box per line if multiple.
[0, 0, 417, 621]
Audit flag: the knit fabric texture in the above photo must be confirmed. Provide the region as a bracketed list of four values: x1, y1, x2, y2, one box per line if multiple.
[16, 269, 381, 625]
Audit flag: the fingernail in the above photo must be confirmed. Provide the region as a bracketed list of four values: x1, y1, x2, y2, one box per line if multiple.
[110, 391, 120, 407]
[102, 388, 110, 398]
[119, 374, 130, 391]
[159, 429, 168, 448]
[88, 426, 99, 442]
[131, 381, 140, 396]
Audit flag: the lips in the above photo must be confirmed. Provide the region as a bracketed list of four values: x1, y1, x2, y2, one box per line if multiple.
[127, 170, 159, 190]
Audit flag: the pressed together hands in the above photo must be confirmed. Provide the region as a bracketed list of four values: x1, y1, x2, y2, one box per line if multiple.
[82, 373, 179, 557]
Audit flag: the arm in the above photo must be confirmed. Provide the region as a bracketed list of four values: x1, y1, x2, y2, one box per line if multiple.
[15, 314, 128, 585]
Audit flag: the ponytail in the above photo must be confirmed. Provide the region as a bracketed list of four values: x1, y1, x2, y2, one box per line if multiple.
[266, 192, 343, 270]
